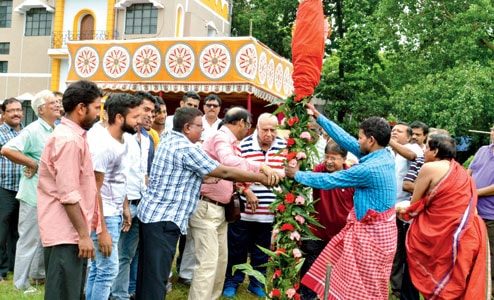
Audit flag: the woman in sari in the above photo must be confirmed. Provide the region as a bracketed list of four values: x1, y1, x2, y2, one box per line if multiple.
[398, 134, 490, 299]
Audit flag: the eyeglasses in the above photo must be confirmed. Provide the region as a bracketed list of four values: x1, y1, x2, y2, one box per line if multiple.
[189, 123, 203, 129]
[5, 108, 22, 113]
[205, 104, 219, 108]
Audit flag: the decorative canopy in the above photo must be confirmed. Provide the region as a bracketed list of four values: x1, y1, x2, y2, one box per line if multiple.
[66, 37, 293, 103]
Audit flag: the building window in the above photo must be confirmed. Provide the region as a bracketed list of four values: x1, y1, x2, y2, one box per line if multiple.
[125, 3, 157, 35]
[0, 42, 9, 54]
[0, 0, 12, 28]
[25, 8, 53, 36]
[0, 61, 7, 73]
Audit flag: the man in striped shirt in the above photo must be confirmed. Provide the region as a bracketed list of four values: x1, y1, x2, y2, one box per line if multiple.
[136, 107, 279, 300]
[223, 113, 286, 298]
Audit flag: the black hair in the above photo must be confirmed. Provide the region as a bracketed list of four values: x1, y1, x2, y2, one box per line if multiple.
[325, 141, 347, 157]
[134, 91, 154, 101]
[1, 98, 21, 112]
[428, 134, 456, 160]
[173, 107, 203, 132]
[410, 121, 429, 135]
[154, 96, 166, 113]
[222, 107, 251, 125]
[395, 122, 412, 137]
[106, 93, 143, 125]
[62, 80, 103, 113]
[204, 94, 222, 106]
[359, 117, 391, 147]
[182, 91, 201, 102]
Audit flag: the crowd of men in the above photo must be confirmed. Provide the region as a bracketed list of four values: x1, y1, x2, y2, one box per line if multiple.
[0, 79, 493, 300]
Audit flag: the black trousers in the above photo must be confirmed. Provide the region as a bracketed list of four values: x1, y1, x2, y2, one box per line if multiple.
[44, 244, 87, 300]
[390, 218, 408, 293]
[136, 221, 181, 300]
[224, 220, 272, 289]
[0, 187, 19, 275]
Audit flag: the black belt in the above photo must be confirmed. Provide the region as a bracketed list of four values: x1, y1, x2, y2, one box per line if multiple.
[129, 199, 140, 205]
[200, 196, 226, 207]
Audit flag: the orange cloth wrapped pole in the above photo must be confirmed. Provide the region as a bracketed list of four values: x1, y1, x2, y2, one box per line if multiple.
[291, 0, 325, 102]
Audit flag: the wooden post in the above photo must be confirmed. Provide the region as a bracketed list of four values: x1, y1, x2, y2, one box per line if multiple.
[247, 94, 252, 113]
[323, 264, 332, 299]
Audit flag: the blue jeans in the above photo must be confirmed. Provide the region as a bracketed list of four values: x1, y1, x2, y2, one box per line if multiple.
[111, 204, 139, 300]
[86, 215, 122, 300]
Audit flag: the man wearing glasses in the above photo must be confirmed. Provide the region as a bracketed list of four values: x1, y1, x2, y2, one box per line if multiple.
[0, 98, 23, 282]
[201, 94, 222, 142]
[188, 107, 279, 300]
[177, 94, 223, 285]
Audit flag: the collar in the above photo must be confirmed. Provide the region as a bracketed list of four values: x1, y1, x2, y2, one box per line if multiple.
[61, 117, 86, 137]
[140, 127, 149, 137]
[359, 148, 391, 163]
[0, 122, 22, 133]
[219, 125, 239, 144]
[38, 117, 54, 131]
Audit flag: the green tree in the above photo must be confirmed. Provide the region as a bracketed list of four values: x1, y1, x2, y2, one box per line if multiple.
[231, 0, 298, 58]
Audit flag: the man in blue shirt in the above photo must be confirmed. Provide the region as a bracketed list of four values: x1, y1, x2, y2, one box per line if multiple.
[286, 103, 397, 299]
[0, 98, 23, 281]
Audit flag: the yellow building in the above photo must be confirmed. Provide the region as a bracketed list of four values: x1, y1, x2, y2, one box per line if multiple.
[0, 0, 232, 99]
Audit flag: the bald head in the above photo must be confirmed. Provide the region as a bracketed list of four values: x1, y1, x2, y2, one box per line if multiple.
[257, 113, 278, 149]
[257, 113, 278, 127]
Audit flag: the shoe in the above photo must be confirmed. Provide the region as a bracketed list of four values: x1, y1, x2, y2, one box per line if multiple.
[23, 286, 38, 295]
[247, 285, 266, 298]
[222, 286, 237, 298]
[166, 281, 172, 292]
[177, 277, 192, 285]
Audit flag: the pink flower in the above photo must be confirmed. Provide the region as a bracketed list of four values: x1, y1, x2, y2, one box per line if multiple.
[300, 131, 312, 141]
[290, 230, 301, 241]
[295, 196, 305, 205]
[294, 215, 305, 224]
[288, 159, 298, 168]
[292, 248, 302, 258]
[286, 288, 297, 299]
[296, 152, 307, 160]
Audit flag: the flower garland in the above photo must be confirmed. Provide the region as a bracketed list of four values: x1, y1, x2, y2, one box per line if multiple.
[266, 96, 321, 299]
[232, 96, 321, 299]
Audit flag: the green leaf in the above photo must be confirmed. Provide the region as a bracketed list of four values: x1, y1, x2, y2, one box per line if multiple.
[232, 263, 266, 286]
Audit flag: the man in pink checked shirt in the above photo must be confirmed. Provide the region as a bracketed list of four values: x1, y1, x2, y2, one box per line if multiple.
[187, 107, 279, 300]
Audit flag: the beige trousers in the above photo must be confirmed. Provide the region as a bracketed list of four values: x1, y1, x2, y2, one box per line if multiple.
[188, 200, 228, 300]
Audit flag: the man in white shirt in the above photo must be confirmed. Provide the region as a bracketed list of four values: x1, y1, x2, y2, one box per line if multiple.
[111, 94, 156, 300]
[201, 94, 222, 142]
[86, 94, 142, 300]
[165, 92, 201, 133]
[388, 122, 423, 298]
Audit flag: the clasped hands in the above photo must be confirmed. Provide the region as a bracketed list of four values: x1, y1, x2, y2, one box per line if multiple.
[260, 164, 281, 186]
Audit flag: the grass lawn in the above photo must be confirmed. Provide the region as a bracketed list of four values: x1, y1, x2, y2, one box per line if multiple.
[0, 272, 260, 300]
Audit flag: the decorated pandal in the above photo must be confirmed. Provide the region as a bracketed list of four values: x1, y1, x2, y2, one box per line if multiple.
[66, 37, 293, 112]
